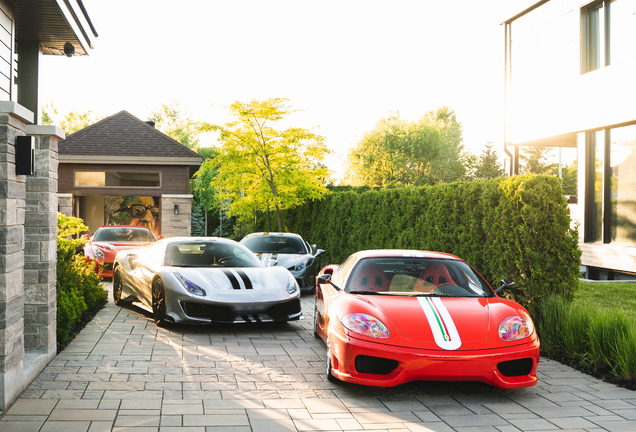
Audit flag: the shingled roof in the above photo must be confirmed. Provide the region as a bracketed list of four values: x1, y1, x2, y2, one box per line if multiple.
[58, 110, 203, 165]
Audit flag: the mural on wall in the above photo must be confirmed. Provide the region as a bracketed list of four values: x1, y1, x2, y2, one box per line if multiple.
[105, 196, 160, 236]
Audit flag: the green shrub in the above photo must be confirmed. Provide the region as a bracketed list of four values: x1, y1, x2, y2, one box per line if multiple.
[56, 213, 108, 347]
[267, 174, 580, 313]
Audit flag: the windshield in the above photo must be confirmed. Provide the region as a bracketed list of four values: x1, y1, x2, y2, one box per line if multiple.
[94, 227, 155, 243]
[241, 236, 307, 254]
[345, 257, 493, 298]
[164, 241, 263, 268]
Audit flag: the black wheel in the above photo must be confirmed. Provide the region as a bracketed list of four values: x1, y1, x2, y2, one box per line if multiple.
[326, 344, 338, 382]
[313, 298, 321, 339]
[113, 267, 124, 306]
[152, 279, 168, 327]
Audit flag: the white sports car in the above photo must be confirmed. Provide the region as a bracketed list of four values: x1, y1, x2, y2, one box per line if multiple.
[112, 237, 302, 326]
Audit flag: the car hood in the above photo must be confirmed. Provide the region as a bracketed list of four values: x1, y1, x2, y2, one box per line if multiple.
[254, 253, 311, 269]
[364, 296, 490, 345]
[172, 266, 291, 291]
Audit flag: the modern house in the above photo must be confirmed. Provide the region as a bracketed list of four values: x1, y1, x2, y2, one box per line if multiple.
[0, 0, 98, 411]
[503, 0, 636, 279]
[57, 110, 203, 238]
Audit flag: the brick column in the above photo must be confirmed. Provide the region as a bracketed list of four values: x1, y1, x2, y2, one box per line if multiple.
[161, 194, 193, 238]
[0, 101, 33, 410]
[23, 125, 63, 362]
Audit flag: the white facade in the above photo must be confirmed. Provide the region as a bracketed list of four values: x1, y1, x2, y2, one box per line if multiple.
[504, 0, 636, 277]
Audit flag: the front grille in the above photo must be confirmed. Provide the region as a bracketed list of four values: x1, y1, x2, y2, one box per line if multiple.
[263, 298, 302, 321]
[355, 355, 398, 375]
[181, 302, 235, 321]
[497, 358, 534, 377]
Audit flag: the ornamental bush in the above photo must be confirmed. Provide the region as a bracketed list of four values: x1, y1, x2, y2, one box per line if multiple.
[265, 175, 581, 313]
[56, 213, 108, 347]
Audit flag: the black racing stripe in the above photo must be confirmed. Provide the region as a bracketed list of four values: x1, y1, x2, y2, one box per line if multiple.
[221, 269, 241, 290]
[235, 270, 253, 290]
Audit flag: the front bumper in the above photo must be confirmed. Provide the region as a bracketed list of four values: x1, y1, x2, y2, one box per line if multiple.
[327, 330, 540, 389]
[171, 296, 302, 324]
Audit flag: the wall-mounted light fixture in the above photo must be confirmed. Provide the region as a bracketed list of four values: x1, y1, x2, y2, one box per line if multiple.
[174, 204, 179, 215]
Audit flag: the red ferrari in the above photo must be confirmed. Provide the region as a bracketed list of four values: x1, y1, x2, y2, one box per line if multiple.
[83, 226, 160, 277]
[314, 250, 540, 389]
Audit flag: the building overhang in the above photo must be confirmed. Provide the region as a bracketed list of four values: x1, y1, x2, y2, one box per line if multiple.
[59, 155, 203, 166]
[15, 0, 98, 56]
[510, 132, 578, 148]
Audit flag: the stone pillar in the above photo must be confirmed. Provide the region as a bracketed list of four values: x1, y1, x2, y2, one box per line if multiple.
[58, 193, 73, 217]
[0, 101, 33, 410]
[161, 194, 193, 238]
[23, 125, 63, 363]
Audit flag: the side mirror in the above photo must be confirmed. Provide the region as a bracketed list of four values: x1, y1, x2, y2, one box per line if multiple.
[311, 244, 317, 255]
[158, 235, 165, 240]
[82, 233, 91, 239]
[266, 258, 278, 267]
[314, 249, 325, 258]
[495, 279, 515, 293]
[317, 273, 340, 291]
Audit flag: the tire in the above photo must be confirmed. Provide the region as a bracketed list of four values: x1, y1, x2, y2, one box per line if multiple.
[152, 279, 169, 327]
[112, 267, 124, 306]
[313, 298, 321, 339]
[326, 343, 338, 383]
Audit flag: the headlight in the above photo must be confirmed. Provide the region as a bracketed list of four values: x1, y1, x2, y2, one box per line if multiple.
[341, 313, 390, 339]
[93, 247, 105, 259]
[286, 275, 299, 294]
[174, 272, 206, 296]
[498, 316, 534, 341]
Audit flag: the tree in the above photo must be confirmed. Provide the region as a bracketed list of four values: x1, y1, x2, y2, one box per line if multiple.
[41, 102, 102, 136]
[474, 142, 505, 179]
[520, 146, 556, 174]
[343, 106, 471, 186]
[199, 98, 331, 232]
[148, 101, 200, 149]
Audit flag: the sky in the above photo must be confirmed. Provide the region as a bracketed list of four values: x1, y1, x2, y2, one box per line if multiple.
[40, 0, 539, 180]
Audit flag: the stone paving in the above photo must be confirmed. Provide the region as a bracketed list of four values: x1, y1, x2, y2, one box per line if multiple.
[1, 285, 635, 432]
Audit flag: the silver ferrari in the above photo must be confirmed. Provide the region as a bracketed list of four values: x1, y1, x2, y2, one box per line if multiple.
[112, 237, 302, 326]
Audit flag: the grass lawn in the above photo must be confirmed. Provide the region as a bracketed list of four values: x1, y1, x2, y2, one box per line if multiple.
[574, 281, 636, 320]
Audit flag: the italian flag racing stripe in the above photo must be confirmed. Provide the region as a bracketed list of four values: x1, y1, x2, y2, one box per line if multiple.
[418, 297, 462, 350]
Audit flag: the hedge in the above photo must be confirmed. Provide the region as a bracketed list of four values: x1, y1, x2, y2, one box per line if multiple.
[257, 175, 581, 313]
[57, 213, 108, 347]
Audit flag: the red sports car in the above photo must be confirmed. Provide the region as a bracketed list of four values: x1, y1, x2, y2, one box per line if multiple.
[314, 250, 540, 389]
[84, 226, 160, 277]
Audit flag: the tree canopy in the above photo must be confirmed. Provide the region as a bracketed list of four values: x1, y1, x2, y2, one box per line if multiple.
[473, 142, 505, 179]
[196, 98, 331, 231]
[343, 106, 472, 186]
[41, 102, 103, 136]
[148, 101, 201, 149]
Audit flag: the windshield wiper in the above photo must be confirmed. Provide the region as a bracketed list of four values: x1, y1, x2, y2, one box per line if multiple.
[349, 290, 384, 295]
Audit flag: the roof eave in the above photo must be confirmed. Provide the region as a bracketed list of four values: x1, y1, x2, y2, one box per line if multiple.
[59, 155, 203, 166]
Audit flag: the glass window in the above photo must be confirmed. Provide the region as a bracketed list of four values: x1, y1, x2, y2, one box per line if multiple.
[164, 241, 262, 268]
[93, 226, 156, 243]
[581, 0, 636, 74]
[586, 124, 636, 244]
[75, 171, 161, 187]
[240, 235, 308, 254]
[610, 124, 636, 243]
[344, 257, 493, 298]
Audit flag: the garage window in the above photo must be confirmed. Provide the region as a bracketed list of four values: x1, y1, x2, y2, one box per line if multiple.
[74, 171, 161, 188]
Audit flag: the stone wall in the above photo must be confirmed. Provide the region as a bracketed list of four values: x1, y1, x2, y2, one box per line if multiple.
[160, 194, 193, 238]
[0, 102, 62, 411]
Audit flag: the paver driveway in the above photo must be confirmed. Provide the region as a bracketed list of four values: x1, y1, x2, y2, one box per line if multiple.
[1, 285, 635, 432]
